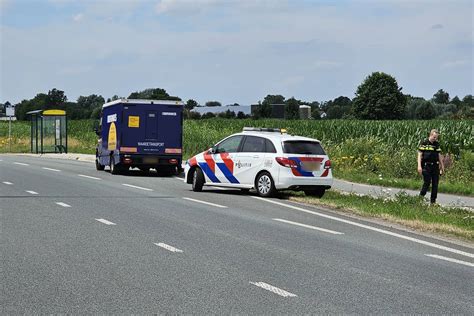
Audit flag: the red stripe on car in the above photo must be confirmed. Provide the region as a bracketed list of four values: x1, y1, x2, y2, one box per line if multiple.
[220, 153, 234, 174]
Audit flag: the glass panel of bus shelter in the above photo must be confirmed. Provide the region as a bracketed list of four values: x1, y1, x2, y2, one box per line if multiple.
[42, 116, 56, 153]
[60, 116, 67, 153]
[31, 116, 37, 153]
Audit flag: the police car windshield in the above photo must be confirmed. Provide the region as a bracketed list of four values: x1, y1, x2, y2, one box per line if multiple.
[283, 141, 326, 155]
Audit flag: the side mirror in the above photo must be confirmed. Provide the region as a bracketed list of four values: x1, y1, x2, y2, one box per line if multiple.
[93, 121, 100, 136]
[208, 146, 217, 154]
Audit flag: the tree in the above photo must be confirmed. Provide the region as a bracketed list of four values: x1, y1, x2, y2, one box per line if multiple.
[201, 112, 216, 119]
[205, 101, 222, 107]
[77, 94, 105, 109]
[128, 88, 181, 101]
[285, 97, 300, 119]
[432, 89, 450, 104]
[405, 97, 426, 119]
[451, 96, 462, 108]
[253, 94, 285, 119]
[352, 72, 406, 120]
[415, 101, 436, 119]
[46, 88, 67, 108]
[236, 111, 247, 119]
[185, 99, 198, 111]
[462, 95, 474, 107]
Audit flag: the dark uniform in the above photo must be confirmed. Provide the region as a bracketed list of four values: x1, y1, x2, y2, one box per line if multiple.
[418, 139, 441, 203]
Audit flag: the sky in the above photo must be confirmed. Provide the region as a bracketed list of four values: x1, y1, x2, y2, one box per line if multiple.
[0, 0, 472, 106]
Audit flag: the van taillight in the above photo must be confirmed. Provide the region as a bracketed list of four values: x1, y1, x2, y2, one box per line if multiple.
[123, 157, 132, 164]
[169, 159, 178, 164]
[275, 157, 298, 168]
[324, 159, 331, 169]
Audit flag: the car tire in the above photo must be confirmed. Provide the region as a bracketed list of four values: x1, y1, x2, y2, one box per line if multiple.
[110, 156, 121, 175]
[192, 168, 205, 192]
[304, 188, 326, 198]
[95, 156, 105, 171]
[255, 171, 276, 197]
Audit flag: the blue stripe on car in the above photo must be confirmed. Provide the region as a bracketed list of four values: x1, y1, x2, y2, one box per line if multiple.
[216, 163, 240, 184]
[198, 162, 220, 183]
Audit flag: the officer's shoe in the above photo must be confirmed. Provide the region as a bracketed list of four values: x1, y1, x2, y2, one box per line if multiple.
[429, 202, 440, 207]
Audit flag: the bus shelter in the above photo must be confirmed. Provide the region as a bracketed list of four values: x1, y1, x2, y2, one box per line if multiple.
[26, 109, 67, 154]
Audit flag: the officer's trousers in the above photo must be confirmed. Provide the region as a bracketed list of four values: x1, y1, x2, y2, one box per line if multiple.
[420, 163, 439, 203]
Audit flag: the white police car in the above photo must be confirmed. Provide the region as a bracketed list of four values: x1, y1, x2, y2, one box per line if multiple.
[184, 127, 332, 197]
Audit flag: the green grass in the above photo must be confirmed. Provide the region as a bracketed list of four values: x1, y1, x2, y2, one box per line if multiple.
[286, 190, 474, 241]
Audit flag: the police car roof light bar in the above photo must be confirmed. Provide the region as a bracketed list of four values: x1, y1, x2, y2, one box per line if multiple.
[243, 127, 287, 134]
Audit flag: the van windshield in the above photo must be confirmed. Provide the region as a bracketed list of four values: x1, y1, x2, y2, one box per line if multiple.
[283, 141, 326, 155]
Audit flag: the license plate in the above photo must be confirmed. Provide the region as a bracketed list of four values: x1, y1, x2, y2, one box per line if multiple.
[143, 157, 159, 164]
[301, 161, 321, 172]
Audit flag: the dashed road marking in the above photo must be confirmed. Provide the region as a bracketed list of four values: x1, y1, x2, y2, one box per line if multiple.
[95, 218, 116, 225]
[42, 167, 61, 172]
[13, 162, 29, 166]
[425, 254, 474, 268]
[122, 183, 153, 191]
[78, 174, 101, 180]
[26, 190, 39, 195]
[249, 282, 297, 298]
[273, 218, 344, 235]
[2, 181, 13, 185]
[253, 197, 474, 259]
[56, 202, 71, 208]
[154, 242, 183, 253]
[182, 197, 227, 208]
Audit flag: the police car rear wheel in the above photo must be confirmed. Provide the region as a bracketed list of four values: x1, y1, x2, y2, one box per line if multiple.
[192, 168, 204, 192]
[256, 172, 276, 197]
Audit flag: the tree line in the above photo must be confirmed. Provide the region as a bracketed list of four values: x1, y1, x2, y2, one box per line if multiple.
[1, 72, 472, 121]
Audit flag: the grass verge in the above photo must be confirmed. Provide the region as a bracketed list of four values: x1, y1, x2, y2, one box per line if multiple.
[283, 190, 474, 242]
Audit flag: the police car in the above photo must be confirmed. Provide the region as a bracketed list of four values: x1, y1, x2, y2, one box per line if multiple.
[184, 127, 332, 197]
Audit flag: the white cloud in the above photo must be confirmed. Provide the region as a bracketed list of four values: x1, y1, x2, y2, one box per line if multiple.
[441, 60, 470, 69]
[313, 60, 343, 70]
[73, 13, 84, 22]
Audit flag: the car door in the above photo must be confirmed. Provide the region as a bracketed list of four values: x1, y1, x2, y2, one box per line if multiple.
[209, 135, 244, 185]
[234, 136, 267, 185]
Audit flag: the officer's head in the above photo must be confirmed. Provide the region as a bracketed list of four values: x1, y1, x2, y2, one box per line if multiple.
[429, 129, 439, 141]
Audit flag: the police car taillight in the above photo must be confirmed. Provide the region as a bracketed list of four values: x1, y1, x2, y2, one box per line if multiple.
[275, 157, 298, 168]
[324, 159, 331, 169]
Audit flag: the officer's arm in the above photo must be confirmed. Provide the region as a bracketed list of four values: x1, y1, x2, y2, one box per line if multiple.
[417, 151, 422, 174]
[438, 153, 445, 173]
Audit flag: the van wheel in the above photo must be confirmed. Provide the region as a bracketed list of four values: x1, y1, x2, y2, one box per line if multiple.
[304, 188, 326, 198]
[255, 172, 276, 197]
[110, 156, 121, 175]
[192, 168, 204, 192]
[95, 156, 105, 171]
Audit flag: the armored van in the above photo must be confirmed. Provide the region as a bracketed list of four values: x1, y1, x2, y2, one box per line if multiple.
[95, 99, 184, 175]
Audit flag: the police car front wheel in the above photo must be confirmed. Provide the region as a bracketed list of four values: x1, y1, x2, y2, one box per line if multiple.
[255, 172, 276, 197]
[192, 168, 205, 192]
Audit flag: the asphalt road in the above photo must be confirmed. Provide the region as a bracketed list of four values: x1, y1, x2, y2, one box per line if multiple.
[1, 154, 473, 314]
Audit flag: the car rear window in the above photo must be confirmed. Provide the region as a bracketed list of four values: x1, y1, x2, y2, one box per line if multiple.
[283, 141, 326, 155]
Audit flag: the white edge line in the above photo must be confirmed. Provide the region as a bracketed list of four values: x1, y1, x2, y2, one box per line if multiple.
[42, 167, 61, 172]
[249, 282, 297, 297]
[2, 181, 13, 185]
[122, 183, 153, 191]
[252, 196, 474, 259]
[26, 190, 39, 195]
[56, 202, 71, 208]
[182, 197, 227, 208]
[78, 174, 101, 180]
[425, 254, 474, 268]
[273, 218, 344, 235]
[154, 242, 183, 253]
[95, 218, 116, 225]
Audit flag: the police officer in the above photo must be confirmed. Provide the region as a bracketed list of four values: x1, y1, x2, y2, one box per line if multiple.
[417, 129, 445, 204]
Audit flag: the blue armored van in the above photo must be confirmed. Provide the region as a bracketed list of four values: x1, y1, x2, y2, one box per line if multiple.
[95, 99, 184, 175]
